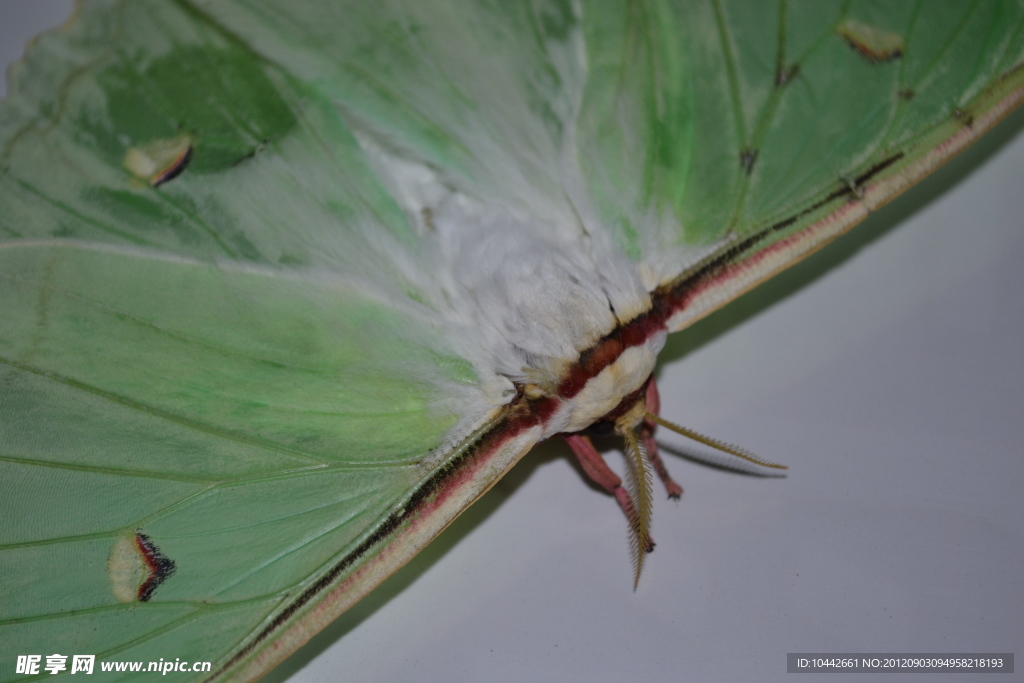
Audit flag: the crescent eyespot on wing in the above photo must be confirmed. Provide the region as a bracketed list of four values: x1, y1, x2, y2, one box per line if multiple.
[1, 2, 1023, 682]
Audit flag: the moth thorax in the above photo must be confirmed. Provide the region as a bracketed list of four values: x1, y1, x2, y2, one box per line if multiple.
[554, 332, 664, 435]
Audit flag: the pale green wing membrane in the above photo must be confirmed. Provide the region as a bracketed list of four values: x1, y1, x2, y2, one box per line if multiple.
[592, 0, 1024, 326]
[2, 2, 1023, 682]
[0, 2, 508, 681]
[191, 0, 1024, 315]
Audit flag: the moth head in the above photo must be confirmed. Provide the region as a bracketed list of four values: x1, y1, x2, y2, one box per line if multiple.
[580, 378, 651, 439]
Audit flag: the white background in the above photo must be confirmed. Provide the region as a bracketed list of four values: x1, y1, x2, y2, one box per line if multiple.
[4, 3, 1023, 681]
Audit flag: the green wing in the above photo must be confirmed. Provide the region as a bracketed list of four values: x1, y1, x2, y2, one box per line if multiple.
[189, 0, 1024, 315]
[2, 2, 1023, 682]
[0, 2, 529, 681]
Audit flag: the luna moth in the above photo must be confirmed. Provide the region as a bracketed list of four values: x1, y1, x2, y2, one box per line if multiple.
[2, 2, 1023, 682]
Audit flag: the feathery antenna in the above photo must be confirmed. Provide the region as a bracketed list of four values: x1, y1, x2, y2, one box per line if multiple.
[617, 419, 654, 590]
[645, 413, 787, 470]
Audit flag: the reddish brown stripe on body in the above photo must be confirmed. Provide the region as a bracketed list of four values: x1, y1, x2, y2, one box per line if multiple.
[556, 311, 667, 399]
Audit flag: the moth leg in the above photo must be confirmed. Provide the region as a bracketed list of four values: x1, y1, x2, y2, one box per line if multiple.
[564, 433, 655, 551]
[643, 379, 684, 500]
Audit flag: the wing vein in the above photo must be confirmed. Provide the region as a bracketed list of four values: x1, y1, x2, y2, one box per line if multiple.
[0, 355, 331, 466]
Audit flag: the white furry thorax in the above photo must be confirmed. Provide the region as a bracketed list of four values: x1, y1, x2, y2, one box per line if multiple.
[544, 330, 667, 437]
[358, 141, 665, 436]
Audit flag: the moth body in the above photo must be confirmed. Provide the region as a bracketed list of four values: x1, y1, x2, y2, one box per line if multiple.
[389, 155, 663, 439]
[545, 331, 665, 435]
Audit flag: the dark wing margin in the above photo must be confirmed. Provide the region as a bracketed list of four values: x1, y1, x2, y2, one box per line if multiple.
[656, 66, 1024, 334]
[209, 406, 541, 682]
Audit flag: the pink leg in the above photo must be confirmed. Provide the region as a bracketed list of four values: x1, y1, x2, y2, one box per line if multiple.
[564, 433, 654, 551]
[643, 379, 684, 499]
